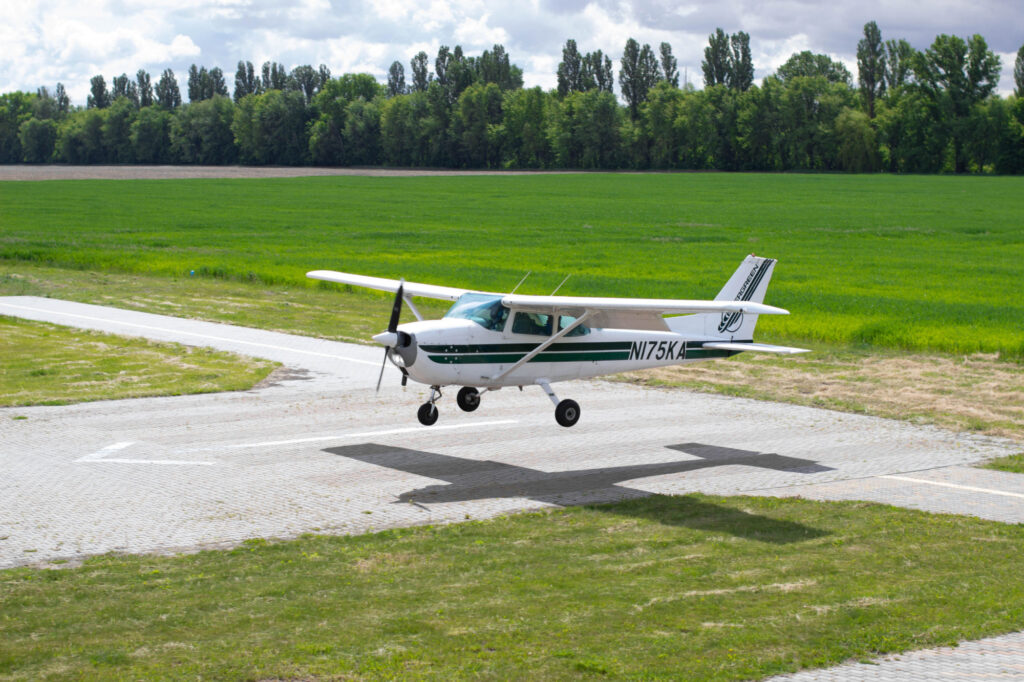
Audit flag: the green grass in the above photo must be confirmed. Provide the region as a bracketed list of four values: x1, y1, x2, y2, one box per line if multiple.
[4, 495, 1024, 680]
[2, 174, 1023, 358]
[983, 453, 1024, 473]
[0, 316, 277, 406]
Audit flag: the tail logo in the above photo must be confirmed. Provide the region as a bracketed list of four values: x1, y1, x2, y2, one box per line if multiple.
[718, 259, 774, 334]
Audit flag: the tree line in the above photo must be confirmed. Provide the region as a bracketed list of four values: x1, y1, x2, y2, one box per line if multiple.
[2, 24, 1024, 173]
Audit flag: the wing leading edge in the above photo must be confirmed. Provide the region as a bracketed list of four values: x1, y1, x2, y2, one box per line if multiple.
[306, 270, 479, 301]
[501, 293, 789, 317]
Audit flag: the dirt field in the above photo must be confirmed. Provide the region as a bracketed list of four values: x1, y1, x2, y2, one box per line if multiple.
[0, 165, 570, 181]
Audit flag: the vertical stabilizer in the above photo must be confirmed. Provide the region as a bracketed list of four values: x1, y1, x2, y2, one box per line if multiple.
[666, 255, 777, 340]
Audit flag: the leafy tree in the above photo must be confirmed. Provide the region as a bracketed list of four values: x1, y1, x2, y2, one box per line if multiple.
[557, 39, 584, 96]
[778, 76, 856, 169]
[155, 69, 182, 109]
[1015, 45, 1024, 98]
[380, 90, 430, 166]
[55, 109, 107, 163]
[619, 38, 660, 119]
[777, 51, 852, 85]
[112, 74, 139, 107]
[702, 28, 730, 87]
[410, 51, 432, 92]
[884, 39, 915, 91]
[87, 75, 110, 109]
[834, 107, 879, 171]
[102, 96, 136, 162]
[343, 98, 381, 165]
[641, 81, 684, 167]
[54, 83, 70, 115]
[479, 44, 522, 91]
[261, 61, 288, 91]
[583, 50, 614, 93]
[130, 106, 173, 163]
[234, 89, 308, 164]
[234, 61, 260, 101]
[659, 42, 679, 88]
[137, 70, 153, 107]
[18, 118, 58, 162]
[728, 32, 754, 91]
[501, 87, 551, 167]
[292, 65, 322, 104]
[32, 87, 60, 120]
[857, 21, 886, 117]
[171, 95, 237, 164]
[454, 81, 503, 167]
[387, 61, 406, 97]
[548, 89, 621, 168]
[210, 68, 228, 98]
[912, 33, 1001, 173]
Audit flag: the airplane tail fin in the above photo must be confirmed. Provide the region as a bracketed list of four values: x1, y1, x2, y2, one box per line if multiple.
[666, 255, 777, 340]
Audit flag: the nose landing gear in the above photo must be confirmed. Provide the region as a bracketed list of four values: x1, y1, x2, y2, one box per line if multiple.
[417, 386, 441, 426]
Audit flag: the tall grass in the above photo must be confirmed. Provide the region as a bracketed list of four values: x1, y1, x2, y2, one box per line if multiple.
[1, 173, 1022, 358]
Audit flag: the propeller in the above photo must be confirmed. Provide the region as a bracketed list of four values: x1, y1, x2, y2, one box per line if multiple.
[374, 281, 404, 393]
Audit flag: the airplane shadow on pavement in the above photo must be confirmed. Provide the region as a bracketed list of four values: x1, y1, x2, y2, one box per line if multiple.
[325, 442, 833, 544]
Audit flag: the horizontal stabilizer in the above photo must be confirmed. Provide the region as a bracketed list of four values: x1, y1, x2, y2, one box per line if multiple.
[702, 341, 810, 355]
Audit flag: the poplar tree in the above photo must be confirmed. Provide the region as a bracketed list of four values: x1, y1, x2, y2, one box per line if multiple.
[857, 21, 886, 117]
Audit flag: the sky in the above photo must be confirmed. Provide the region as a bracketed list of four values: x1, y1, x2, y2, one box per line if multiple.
[3, 0, 1022, 105]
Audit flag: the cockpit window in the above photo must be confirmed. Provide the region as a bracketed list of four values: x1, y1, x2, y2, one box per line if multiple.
[512, 312, 553, 336]
[444, 293, 509, 331]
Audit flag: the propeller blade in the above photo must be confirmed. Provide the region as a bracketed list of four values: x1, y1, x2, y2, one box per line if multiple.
[387, 281, 404, 333]
[375, 348, 388, 393]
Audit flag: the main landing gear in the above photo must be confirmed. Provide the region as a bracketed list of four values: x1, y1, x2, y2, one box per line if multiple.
[416, 382, 580, 428]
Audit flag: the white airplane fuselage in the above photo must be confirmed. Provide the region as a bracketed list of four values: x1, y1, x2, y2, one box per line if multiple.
[393, 318, 736, 389]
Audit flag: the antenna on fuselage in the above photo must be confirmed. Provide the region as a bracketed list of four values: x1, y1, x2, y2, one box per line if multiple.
[550, 274, 571, 296]
[510, 271, 532, 294]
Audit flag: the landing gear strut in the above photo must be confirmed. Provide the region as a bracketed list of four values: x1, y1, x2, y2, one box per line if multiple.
[456, 386, 481, 412]
[537, 379, 581, 428]
[417, 386, 441, 426]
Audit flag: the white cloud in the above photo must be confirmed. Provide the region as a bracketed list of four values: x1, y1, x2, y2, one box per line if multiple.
[2, 0, 1022, 104]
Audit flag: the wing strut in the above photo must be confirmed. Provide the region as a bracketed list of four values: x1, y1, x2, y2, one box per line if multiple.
[486, 312, 592, 384]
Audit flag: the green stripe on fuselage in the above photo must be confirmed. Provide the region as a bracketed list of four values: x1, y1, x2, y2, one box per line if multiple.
[419, 341, 632, 354]
[428, 351, 632, 365]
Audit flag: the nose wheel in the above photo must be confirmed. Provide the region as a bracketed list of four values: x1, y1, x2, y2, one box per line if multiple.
[417, 386, 441, 426]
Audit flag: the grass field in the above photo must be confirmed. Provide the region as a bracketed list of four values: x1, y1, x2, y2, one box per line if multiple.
[4, 495, 1024, 680]
[0, 316, 277, 407]
[2, 173, 1023, 358]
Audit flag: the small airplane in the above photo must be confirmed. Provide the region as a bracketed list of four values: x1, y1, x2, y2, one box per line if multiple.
[307, 255, 808, 428]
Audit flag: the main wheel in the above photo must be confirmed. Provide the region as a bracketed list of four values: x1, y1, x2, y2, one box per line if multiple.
[417, 402, 439, 426]
[456, 386, 481, 412]
[554, 399, 580, 427]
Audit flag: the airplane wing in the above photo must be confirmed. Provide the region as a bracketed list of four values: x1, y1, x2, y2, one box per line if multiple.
[500, 294, 789, 317]
[306, 270, 477, 302]
[702, 341, 810, 354]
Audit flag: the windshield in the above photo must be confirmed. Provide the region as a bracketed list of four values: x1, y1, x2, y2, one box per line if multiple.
[444, 293, 509, 331]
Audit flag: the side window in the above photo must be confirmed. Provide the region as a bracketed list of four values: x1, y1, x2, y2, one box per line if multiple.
[559, 315, 590, 336]
[512, 312, 553, 336]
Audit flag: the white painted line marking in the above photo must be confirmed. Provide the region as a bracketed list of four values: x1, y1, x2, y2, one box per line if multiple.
[76, 441, 135, 462]
[225, 419, 520, 449]
[0, 301, 381, 367]
[881, 475, 1024, 500]
[77, 441, 215, 466]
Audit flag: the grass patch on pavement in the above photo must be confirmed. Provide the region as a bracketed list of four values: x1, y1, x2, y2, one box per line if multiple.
[0, 315, 277, 407]
[3, 495, 1024, 680]
[982, 454, 1024, 473]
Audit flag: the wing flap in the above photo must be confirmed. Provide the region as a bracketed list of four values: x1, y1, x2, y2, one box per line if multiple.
[702, 341, 810, 354]
[501, 294, 789, 316]
[306, 270, 472, 301]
